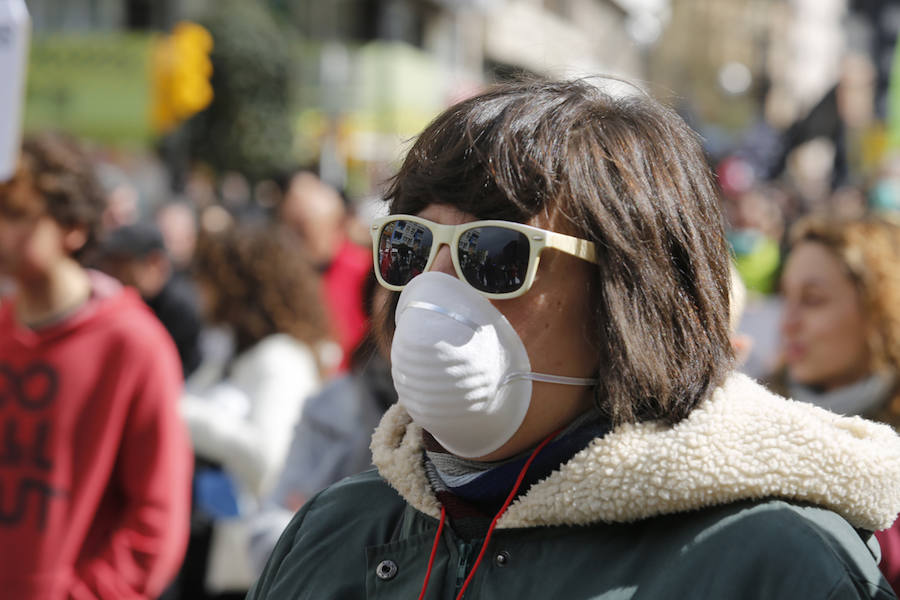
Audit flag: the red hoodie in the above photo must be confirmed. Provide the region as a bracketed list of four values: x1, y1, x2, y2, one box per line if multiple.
[322, 239, 371, 371]
[0, 276, 192, 599]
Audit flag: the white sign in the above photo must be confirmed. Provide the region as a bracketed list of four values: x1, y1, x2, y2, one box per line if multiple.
[0, 0, 30, 182]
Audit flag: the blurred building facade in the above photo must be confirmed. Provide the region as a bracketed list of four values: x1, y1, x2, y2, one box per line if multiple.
[22, 0, 658, 197]
[273, 0, 653, 82]
[23, 0, 896, 199]
[650, 0, 888, 151]
[271, 0, 657, 192]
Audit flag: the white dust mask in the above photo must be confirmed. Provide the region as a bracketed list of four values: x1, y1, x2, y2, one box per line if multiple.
[391, 271, 598, 458]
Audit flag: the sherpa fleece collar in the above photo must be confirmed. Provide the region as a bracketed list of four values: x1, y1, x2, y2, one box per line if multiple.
[371, 372, 900, 531]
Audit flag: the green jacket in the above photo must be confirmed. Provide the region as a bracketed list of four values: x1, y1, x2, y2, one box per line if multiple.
[249, 373, 900, 599]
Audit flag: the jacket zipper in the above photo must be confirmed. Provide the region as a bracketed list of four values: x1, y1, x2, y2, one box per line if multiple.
[454, 540, 474, 597]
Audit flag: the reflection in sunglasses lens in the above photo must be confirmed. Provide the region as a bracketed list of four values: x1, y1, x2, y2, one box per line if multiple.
[458, 227, 529, 294]
[378, 220, 433, 286]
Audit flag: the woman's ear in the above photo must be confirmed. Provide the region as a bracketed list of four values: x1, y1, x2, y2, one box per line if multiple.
[63, 226, 88, 254]
[731, 333, 754, 367]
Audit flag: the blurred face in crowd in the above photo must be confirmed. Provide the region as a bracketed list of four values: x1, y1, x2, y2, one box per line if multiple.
[102, 183, 139, 230]
[780, 241, 871, 391]
[280, 172, 345, 268]
[416, 203, 599, 461]
[100, 252, 170, 299]
[0, 179, 85, 282]
[156, 203, 197, 269]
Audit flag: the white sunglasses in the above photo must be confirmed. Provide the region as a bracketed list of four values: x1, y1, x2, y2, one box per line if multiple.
[370, 214, 600, 299]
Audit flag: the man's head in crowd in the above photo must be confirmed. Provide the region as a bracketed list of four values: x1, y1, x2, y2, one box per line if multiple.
[0, 133, 105, 282]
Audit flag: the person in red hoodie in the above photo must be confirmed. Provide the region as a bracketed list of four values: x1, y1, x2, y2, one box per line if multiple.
[0, 133, 192, 599]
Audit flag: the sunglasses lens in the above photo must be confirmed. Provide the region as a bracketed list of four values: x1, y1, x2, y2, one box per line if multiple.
[377, 220, 433, 287]
[457, 226, 530, 294]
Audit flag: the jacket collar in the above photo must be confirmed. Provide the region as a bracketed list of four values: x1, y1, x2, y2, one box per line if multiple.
[371, 372, 900, 531]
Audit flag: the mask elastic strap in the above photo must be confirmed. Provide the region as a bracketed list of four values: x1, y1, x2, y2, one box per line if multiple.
[500, 371, 599, 387]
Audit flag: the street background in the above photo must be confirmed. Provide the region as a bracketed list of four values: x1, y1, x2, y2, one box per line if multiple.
[5, 0, 900, 598]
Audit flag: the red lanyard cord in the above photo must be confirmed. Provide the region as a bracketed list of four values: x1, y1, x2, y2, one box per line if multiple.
[417, 505, 447, 600]
[417, 427, 562, 600]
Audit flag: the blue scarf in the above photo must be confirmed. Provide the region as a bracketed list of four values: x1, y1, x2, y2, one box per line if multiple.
[423, 409, 610, 539]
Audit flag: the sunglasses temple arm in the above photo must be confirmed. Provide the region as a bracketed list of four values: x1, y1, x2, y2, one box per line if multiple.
[546, 232, 599, 264]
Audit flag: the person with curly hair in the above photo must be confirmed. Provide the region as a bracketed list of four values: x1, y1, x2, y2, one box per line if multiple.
[774, 214, 900, 593]
[177, 222, 331, 598]
[247, 275, 397, 573]
[777, 216, 900, 419]
[0, 133, 192, 598]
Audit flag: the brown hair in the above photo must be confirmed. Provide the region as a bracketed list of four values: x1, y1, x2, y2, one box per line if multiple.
[0, 133, 105, 258]
[377, 78, 734, 426]
[787, 215, 900, 385]
[192, 223, 330, 355]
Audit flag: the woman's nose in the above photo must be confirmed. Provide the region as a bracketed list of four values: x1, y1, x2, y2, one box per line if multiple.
[429, 244, 456, 277]
[780, 303, 800, 336]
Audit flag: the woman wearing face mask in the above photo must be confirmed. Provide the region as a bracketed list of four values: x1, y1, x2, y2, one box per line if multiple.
[773, 215, 900, 594]
[249, 80, 900, 600]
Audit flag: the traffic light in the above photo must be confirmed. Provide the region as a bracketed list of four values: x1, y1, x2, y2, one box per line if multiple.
[151, 21, 213, 133]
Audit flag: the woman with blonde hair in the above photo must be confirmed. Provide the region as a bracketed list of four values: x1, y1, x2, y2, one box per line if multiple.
[777, 214, 900, 592]
[777, 215, 900, 423]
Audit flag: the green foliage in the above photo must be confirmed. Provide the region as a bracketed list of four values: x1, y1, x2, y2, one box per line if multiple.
[186, 0, 295, 181]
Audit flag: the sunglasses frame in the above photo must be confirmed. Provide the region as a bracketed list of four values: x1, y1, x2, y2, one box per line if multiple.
[370, 214, 600, 300]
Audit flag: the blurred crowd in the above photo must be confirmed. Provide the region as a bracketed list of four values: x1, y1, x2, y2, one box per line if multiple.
[0, 132, 395, 599]
[96, 160, 397, 600]
[3, 83, 900, 597]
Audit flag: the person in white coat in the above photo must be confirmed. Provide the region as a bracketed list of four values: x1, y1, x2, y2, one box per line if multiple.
[178, 223, 331, 599]
[248, 277, 395, 571]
